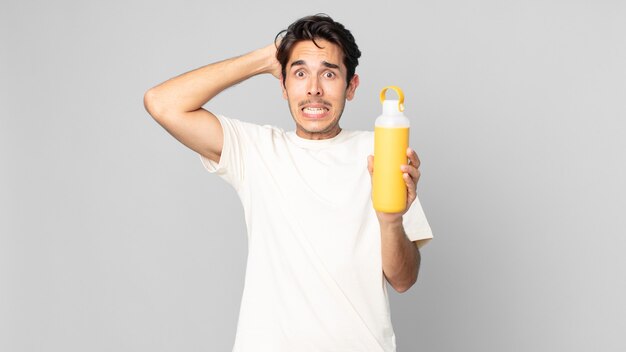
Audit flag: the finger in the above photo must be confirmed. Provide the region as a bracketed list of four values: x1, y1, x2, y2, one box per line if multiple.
[401, 164, 421, 182]
[403, 172, 417, 203]
[406, 147, 421, 169]
[367, 155, 374, 176]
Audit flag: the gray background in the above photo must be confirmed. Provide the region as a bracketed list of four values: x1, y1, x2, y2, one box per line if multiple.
[2, 0, 625, 351]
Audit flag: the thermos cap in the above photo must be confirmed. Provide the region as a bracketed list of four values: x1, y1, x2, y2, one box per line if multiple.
[380, 86, 405, 114]
[383, 99, 404, 116]
[376, 86, 410, 127]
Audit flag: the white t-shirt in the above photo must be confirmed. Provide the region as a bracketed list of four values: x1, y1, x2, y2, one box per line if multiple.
[200, 115, 433, 352]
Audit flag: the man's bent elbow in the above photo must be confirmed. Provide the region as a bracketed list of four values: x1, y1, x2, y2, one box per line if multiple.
[389, 272, 418, 293]
[143, 88, 167, 120]
[395, 286, 410, 294]
[392, 278, 417, 294]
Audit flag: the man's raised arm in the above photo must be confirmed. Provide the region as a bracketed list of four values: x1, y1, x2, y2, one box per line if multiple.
[143, 44, 281, 163]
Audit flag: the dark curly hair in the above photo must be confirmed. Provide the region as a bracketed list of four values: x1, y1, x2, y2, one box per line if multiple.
[275, 14, 361, 86]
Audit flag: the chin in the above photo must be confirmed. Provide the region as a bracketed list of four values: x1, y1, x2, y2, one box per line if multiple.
[301, 119, 332, 131]
[302, 122, 341, 136]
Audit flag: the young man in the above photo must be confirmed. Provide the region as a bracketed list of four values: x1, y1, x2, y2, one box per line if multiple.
[144, 14, 432, 352]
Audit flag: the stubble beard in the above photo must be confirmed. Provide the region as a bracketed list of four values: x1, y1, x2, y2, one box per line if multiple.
[289, 99, 346, 138]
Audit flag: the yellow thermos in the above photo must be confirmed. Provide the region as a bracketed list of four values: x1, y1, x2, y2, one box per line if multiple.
[373, 86, 410, 213]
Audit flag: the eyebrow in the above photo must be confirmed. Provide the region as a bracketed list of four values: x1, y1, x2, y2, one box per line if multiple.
[290, 60, 340, 69]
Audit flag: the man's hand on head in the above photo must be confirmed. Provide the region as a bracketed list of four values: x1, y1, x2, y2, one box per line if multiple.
[262, 42, 282, 80]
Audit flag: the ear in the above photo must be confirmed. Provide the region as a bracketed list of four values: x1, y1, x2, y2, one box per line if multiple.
[346, 73, 360, 101]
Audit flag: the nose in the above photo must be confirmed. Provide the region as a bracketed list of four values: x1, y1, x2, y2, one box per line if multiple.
[307, 77, 322, 96]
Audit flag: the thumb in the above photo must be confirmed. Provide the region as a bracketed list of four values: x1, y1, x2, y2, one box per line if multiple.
[367, 155, 374, 176]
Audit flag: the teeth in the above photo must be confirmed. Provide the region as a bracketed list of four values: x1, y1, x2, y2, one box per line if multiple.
[303, 107, 326, 115]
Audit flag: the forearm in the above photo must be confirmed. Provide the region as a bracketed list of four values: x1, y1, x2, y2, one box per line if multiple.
[146, 45, 276, 115]
[380, 218, 421, 293]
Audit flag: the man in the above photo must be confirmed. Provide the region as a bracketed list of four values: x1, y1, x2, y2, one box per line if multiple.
[144, 14, 432, 352]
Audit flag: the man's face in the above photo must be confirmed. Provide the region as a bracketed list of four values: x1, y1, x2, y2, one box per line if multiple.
[281, 39, 359, 140]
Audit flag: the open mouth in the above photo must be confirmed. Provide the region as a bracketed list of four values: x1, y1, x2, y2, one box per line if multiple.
[300, 101, 331, 119]
[302, 107, 328, 115]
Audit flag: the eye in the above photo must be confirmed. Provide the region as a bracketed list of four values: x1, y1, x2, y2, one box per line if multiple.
[295, 70, 306, 78]
[323, 71, 335, 79]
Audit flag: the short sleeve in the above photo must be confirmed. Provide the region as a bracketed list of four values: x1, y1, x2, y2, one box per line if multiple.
[402, 194, 433, 249]
[199, 115, 247, 190]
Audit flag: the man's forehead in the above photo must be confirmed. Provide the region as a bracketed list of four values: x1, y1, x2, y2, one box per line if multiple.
[287, 40, 345, 69]
[290, 59, 340, 69]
